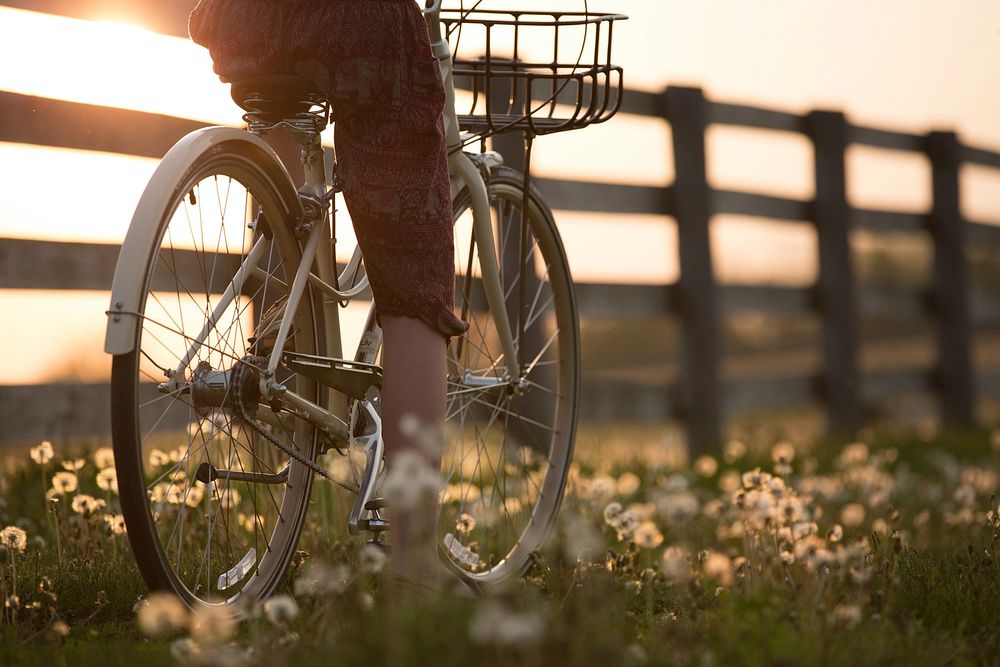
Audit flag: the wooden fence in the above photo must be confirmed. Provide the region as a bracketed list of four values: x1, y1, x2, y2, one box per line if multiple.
[1, 2, 1000, 450]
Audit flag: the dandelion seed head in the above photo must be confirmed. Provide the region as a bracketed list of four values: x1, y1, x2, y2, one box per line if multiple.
[702, 551, 733, 587]
[61, 458, 85, 472]
[293, 562, 351, 597]
[93, 447, 115, 470]
[603, 502, 623, 525]
[616, 472, 641, 496]
[358, 544, 387, 574]
[0, 526, 27, 553]
[104, 514, 127, 535]
[149, 449, 171, 468]
[469, 601, 546, 646]
[723, 439, 747, 463]
[694, 455, 718, 477]
[632, 521, 664, 549]
[661, 546, 691, 582]
[51, 472, 78, 495]
[263, 594, 300, 625]
[455, 513, 477, 535]
[832, 603, 862, 630]
[771, 440, 796, 464]
[718, 471, 741, 494]
[838, 442, 869, 468]
[189, 604, 236, 641]
[96, 467, 118, 494]
[30, 441, 54, 465]
[71, 494, 104, 515]
[840, 503, 866, 528]
[827, 524, 844, 543]
[137, 592, 188, 637]
[382, 450, 443, 510]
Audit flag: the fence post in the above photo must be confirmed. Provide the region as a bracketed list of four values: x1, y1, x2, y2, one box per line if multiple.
[926, 131, 975, 426]
[662, 86, 721, 453]
[807, 110, 862, 436]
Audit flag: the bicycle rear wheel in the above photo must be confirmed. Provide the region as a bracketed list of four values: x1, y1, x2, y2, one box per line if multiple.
[441, 165, 580, 587]
[110, 136, 322, 608]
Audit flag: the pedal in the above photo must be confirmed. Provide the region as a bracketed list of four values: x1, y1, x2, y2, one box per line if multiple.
[364, 497, 389, 512]
[357, 517, 390, 533]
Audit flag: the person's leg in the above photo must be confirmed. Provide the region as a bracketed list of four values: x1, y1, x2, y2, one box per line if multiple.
[379, 314, 447, 582]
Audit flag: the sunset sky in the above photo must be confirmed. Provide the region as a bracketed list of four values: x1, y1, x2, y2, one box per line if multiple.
[0, 1, 998, 383]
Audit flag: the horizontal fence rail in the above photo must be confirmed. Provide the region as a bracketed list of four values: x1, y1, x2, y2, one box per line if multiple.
[1, 2, 1000, 448]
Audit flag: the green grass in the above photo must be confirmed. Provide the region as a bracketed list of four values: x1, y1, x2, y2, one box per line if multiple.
[0, 425, 998, 666]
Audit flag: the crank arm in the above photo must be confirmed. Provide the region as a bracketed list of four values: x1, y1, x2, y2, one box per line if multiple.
[347, 399, 385, 535]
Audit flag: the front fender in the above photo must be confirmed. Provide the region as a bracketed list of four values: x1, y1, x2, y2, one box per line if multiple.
[104, 127, 299, 355]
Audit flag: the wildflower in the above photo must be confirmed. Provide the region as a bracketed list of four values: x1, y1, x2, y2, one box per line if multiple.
[827, 524, 844, 543]
[50, 472, 78, 495]
[30, 441, 54, 465]
[136, 592, 189, 637]
[840, 503, 866, 527]
[632, 521, 664, 549]
[616, 472, 641, 496]
[358, 544, 387, 574]
[71, 495, 104, 515]
[263, 594, 300, 625]
[455, 513, 477, 534]
[832, 603, 862, 630]
[96, 467, 118, 493]
[104, 514, 127, 535]
[693, 455, 718, 477]
[661, 546, 691, 582]
[93, 447, 115, 470]
[0, 526, 27, 553]
[61, 458, 85, 472]
[702, 551, 733, 586]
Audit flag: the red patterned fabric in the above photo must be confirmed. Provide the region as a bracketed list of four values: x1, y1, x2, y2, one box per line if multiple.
[188, 0, 470, 340]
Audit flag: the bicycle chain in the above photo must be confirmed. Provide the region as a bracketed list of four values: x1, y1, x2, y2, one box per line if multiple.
[233, 356, 357, 494]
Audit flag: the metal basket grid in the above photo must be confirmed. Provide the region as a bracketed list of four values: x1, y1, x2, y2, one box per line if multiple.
[442, 9, 626, 138]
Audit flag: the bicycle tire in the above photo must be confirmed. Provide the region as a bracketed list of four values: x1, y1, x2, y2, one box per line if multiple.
[110, 136, 323, 609]
[439, 165, 580, 588]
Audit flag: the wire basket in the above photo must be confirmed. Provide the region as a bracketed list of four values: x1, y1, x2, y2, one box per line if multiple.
[442, 9, 627, 139]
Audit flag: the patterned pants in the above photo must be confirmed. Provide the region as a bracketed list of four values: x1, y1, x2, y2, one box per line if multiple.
[189, 0, 469, 340]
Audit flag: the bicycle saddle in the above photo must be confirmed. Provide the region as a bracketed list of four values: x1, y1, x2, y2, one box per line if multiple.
[230, 74, 327, 120]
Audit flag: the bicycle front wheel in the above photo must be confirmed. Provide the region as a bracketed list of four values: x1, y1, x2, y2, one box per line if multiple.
[110, 136, 322, 608]
[441, 165, 580, 587]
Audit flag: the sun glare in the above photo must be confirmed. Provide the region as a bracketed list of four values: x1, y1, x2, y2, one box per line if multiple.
[0, 7, 241, 125]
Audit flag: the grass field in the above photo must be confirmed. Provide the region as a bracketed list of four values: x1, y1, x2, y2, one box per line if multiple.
[0, 423, 998, 666]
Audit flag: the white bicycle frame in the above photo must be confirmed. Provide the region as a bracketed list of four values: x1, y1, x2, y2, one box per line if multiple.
[104, 0, 520, 533]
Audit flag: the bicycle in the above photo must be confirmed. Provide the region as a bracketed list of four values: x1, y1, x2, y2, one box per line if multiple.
[104, 0, 625, 609]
